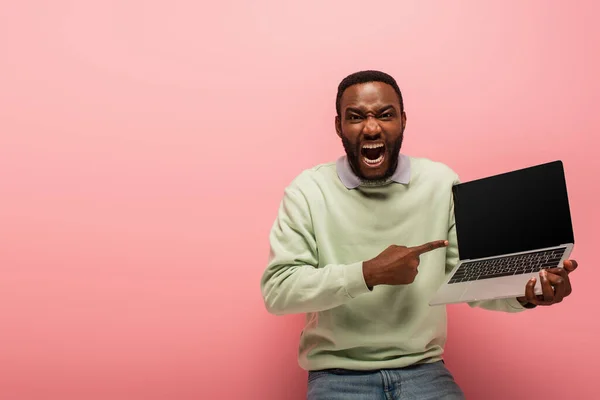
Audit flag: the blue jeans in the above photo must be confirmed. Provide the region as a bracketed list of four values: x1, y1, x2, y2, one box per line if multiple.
[307, 361, 465, 400]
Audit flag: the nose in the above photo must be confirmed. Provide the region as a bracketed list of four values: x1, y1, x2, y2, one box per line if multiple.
[363, 115, 382, 138]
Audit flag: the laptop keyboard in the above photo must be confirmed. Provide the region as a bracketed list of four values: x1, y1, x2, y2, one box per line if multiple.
[448, 248, 566, 284]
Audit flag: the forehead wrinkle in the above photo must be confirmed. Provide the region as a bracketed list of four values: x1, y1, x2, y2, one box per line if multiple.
[344, 104, 396, 114]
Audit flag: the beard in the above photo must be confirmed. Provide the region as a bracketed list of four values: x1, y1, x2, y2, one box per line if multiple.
[341, 133, 403, 181]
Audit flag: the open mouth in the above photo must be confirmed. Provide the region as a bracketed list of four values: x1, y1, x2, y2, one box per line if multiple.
[360, 142, 385, 167]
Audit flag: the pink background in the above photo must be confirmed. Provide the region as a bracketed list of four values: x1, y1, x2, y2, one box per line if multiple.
[1, 1, 598, 399]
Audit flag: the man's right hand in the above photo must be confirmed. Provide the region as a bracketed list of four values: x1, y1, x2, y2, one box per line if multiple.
[362, 240, 449, 289]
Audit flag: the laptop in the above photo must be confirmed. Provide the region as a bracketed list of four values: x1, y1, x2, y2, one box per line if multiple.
[429, 160, 575, 306]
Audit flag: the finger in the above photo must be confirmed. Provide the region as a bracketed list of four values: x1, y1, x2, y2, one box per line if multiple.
[545, 271, 566, 303]
[408, 257, 420, 270]
[524, 277, 538, 304]
[547, 267, 572, 296]
[410, 240, 449, 255]
[563, 259, 578, 274]
[540, 270, 555, 303]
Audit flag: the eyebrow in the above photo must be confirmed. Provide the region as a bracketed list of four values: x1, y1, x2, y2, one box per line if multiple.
[345, 105, 396, 114]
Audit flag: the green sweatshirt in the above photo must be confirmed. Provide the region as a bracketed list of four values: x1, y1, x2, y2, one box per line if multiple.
[260, 154, 526, 372]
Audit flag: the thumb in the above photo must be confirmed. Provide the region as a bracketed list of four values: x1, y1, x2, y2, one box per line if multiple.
[563, 259, 578, 274]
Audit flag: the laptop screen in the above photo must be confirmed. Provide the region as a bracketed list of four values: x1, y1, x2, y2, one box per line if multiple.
[452, 161, 574, 261]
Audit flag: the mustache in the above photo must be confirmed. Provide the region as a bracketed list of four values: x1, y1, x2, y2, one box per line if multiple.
[342, 136, 403, 156]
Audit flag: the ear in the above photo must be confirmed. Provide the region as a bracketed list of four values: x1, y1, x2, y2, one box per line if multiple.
[335, 115, 342, 138]
[401, 111, 407, 131]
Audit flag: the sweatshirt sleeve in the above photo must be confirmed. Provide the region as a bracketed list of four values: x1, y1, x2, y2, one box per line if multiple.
[260, 184, 371, 316]
[445, 176, 527, 313]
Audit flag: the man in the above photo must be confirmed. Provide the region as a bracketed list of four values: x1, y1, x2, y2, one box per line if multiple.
[260, 70, 577, 399]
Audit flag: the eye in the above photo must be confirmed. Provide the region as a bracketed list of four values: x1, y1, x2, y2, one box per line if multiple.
[348, 114, 363, 121]
[379, 112, 394, 119]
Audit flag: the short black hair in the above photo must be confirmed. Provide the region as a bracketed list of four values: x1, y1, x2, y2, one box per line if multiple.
[336, 70, 404, 116]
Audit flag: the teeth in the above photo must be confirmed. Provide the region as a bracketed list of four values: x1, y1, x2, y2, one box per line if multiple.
[364, 154, 384, 164]
[362, 143, 384, 149]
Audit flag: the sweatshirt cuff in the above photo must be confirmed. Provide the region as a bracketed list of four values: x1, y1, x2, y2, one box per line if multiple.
[506, 297, 527, 310]
[343, 262, 371, 299]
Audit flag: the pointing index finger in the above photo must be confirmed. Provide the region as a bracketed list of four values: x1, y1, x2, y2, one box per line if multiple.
[410, 240, 449, 255]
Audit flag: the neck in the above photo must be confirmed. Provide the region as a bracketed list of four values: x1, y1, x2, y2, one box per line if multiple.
[353, 157, 399, 187]
[359, 177, 394, 187]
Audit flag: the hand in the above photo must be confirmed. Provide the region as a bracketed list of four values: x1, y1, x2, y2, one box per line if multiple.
[517, 260, 578, 307]
[363, 240, 449, 289]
